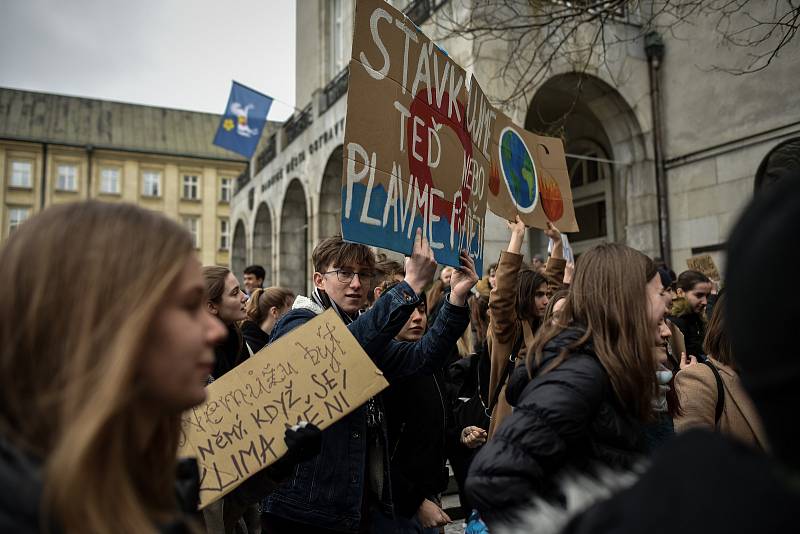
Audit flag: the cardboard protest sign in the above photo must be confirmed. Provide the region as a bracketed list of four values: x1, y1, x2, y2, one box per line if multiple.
[178, 309, 389, 508]
[342, 0, 578, 271]
[343, 0, 491, 275]
[686, 254, 721, 281]
[488, 113, 578, 231]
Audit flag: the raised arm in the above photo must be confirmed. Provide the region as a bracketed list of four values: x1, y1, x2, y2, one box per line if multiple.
[543, 222, 566, 286]
[374, 250, 476, 381]
[487, 218, 526, 402]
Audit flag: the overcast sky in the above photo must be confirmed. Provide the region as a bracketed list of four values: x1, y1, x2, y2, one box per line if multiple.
[0, 0, 297, 121]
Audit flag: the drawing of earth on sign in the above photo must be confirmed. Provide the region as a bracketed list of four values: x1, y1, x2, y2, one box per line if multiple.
[499, 127, 538, 213]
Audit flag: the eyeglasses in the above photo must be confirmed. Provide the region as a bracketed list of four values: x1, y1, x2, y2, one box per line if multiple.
[323, 269, 375, 285]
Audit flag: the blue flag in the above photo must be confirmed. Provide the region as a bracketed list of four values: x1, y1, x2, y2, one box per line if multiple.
[213, 81, 273, 158]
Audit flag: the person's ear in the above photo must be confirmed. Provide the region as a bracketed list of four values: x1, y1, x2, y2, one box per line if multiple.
[270, 306, 279, 319]
[374, 286, 383, 300]
[313, 272, 325, 290]
[676, 288, 685, 298]
[206, 301, 218, 315]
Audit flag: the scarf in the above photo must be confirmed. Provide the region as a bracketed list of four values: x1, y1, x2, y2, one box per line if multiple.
[310, 287, 361, 324]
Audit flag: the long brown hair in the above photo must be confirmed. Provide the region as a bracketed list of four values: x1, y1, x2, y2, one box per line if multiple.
[528, 243, 658, 421]
[246, 287, 295, 324]
[0, 201, 194, 533]
[703, 292, 733, 367]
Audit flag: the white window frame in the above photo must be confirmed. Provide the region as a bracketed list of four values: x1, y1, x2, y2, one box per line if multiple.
[182, 174, 200, 200]
[10, 160, 33, 189]
[183, 216, 201, 249]
[219, 218, 230, 251]
[219, 177, 232, 202]
[56, 164, 79, 192]
[142, 170, 162, 197]
[329, 0, 345, 77]
[8, 206, 30, 233]
[99, 167, 121, 194]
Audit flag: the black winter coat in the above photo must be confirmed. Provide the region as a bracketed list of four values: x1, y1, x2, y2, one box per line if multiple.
[669, 312, 706, 359]
[464, 327, 646, 528]
[241, 319, 270, 355]
[382, 370, 450, 518]
[563, 430, 799, 534]
[212, 324, 250, 379]
[0, 433, 289, 533]
[0, 434, 198, 533]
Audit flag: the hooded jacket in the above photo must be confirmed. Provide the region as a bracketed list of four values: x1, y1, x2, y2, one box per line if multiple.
[465, 327, 645, 529]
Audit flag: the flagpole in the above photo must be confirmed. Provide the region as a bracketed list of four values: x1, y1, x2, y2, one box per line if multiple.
[231, 80, 302, 115]
[270, 97, 304, 115]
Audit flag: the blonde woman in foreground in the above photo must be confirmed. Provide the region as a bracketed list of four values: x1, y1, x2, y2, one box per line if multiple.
[0, 201, 320, 534]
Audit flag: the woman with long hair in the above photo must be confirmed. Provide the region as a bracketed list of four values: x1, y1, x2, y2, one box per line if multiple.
[0, 201, 225, 533]
[242, 287, 295, 353]
[673, 293, 768, 450]
[203, 266, 249, 380]
[465, 243, 664, 529]
[0, 201, 320, 534]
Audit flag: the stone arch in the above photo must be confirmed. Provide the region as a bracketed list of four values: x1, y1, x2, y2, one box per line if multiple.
[318, 145, 343, 240]
[280, 179, 309, 296]
[525, 72, 652, 256]
[754, 137, 800, 192]
[231, 219, 247, 279]
[252, 202, 273, 286]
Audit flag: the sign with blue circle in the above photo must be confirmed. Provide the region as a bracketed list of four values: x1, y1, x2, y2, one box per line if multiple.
[499, 127, 538, 213]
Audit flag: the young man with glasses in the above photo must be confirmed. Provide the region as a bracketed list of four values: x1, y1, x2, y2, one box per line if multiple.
[262, 230, 478, 534]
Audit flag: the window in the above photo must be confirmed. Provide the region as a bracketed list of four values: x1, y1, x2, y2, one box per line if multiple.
[571, 200, 608, 242]
[182, 174, 200, 200]
[565, 139, 614, 245]
[142, 170, 161, 197]
[219, 177, 232, 202]
[219, 218, 230, 250]
[183, 216, 200, 249]
[329, 0, 345, 76]
[8, 207, 30, 233]
[100, 167, 121, 194]
[56, 164, 79, 192]
[10, 160, 33, 188]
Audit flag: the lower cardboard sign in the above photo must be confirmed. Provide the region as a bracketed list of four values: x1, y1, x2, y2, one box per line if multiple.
[178, 309, 389, 508]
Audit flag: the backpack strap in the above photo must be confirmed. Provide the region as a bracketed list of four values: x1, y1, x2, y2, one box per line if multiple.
[701, 360, 725, 426]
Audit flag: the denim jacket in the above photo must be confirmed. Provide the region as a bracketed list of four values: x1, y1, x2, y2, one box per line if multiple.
[263, 281, 470, 532]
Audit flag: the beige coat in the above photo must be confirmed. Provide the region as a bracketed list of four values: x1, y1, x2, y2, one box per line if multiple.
[486, 251, 565, 438]
[674, 357, 768, 451]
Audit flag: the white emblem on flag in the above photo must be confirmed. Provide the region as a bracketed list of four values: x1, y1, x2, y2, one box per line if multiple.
[230, 102, 260, 138]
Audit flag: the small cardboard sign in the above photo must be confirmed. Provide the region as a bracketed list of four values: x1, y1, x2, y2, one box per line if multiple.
[487, 113, 578, 232]
[686, 254, 720, 281]
[342, 0, 578, 276]
[178, 309, 389, 508]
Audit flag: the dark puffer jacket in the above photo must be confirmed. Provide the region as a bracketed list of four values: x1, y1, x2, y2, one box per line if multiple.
[464, 327, 646, 528]
[668, 311, 706, 360]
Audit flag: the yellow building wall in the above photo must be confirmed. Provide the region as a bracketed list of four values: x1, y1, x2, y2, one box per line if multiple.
[0, 140, 244, 265]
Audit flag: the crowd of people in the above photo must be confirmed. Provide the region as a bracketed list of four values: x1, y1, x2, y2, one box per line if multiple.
[0, 161, 798, 534]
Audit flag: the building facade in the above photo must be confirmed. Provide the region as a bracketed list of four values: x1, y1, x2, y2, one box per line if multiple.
[230, 0, 800, 296]
[0, 87, 256, 266]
